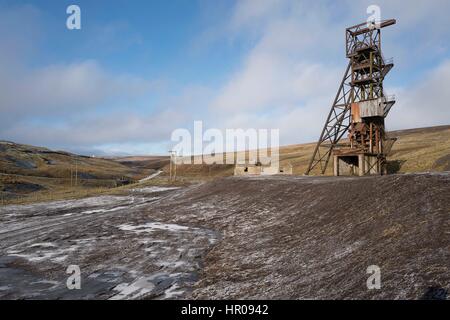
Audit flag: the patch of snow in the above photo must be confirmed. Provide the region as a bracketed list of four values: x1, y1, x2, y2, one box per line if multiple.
[132, 186, 180, 193]
[110, 277, 157, 300]
[52, 255, 68, 263]
[157, 260, 186, 269]
[0, 195, 131, 213]
[7, 243, 79, 263]
[81, 205, 130, 215]
[332, 241, 365, 260]
[163, 283, 185, 299]
[118, 222, 190, 234]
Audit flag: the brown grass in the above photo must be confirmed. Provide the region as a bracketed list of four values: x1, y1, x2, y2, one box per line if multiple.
[162, 125, 450, 177]
[1, 125, 449, 206]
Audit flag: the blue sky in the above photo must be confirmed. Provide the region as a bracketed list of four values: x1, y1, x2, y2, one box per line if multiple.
[1, 0, 450, 155]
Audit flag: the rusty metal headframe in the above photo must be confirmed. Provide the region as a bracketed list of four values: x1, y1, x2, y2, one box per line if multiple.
[305, 19, 396, 175]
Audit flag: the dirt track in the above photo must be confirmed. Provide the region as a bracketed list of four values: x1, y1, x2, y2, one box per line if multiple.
[0, 173, 449, 299]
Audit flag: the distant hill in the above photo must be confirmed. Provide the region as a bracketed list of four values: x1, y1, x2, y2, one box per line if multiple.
[156, 125, 450, 177]
[279, 124, 450, 175]
[113, 155, 170, 170]
[0, 141, 150, 201]
[1, 125, 449, 202]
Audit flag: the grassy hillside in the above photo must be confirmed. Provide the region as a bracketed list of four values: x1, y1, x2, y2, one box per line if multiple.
[114, 155, 170, 171]
[1, 125, 449, 204]
[0, 141, 151, 203]
[160, 125, 450, 177]
[279, 125, 450, 175]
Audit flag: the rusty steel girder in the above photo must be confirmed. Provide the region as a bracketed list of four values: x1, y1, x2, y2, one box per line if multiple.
[305, 19, 396, 176]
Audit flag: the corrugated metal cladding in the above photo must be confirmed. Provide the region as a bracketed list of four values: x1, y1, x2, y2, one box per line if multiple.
[360, 98, 385, 118]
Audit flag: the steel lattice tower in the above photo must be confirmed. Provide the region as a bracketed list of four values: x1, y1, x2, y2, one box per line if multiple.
[305, 19, 396, 176]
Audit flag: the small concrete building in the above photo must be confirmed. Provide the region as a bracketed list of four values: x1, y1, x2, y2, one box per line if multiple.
[234, 161, 293, 176]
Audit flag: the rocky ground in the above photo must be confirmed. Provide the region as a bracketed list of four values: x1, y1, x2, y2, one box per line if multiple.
[0, 173, 449, 299]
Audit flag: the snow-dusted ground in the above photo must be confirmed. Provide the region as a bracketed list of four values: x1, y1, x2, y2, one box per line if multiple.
[131, 186, 180, 193]
[1, 173, 448, 300]
[0, 184, 218, 300]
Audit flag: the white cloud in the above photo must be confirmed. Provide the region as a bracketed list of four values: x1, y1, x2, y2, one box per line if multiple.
[0, 4, 166, 154]
[4, 110, 179, 146]
[0, 60, 155, 119]
[207, 0, 450, 147]
[1, 1, 450, 155]
[229, 0, 285, 32]
[212, 54, 340, 113]
[208, 0, 345, 145]
[1, 83, 211, 155]
[389, 60, 450, 130]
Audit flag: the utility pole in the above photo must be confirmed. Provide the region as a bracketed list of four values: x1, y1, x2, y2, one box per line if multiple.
[169, 152, 172, 181]
[174, 154, 177, 181]
[169, 150, 177, 182]
[75, 161, 78, 187]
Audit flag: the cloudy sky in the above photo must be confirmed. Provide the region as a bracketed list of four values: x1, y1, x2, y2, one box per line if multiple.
[1, 0, 449, 155]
